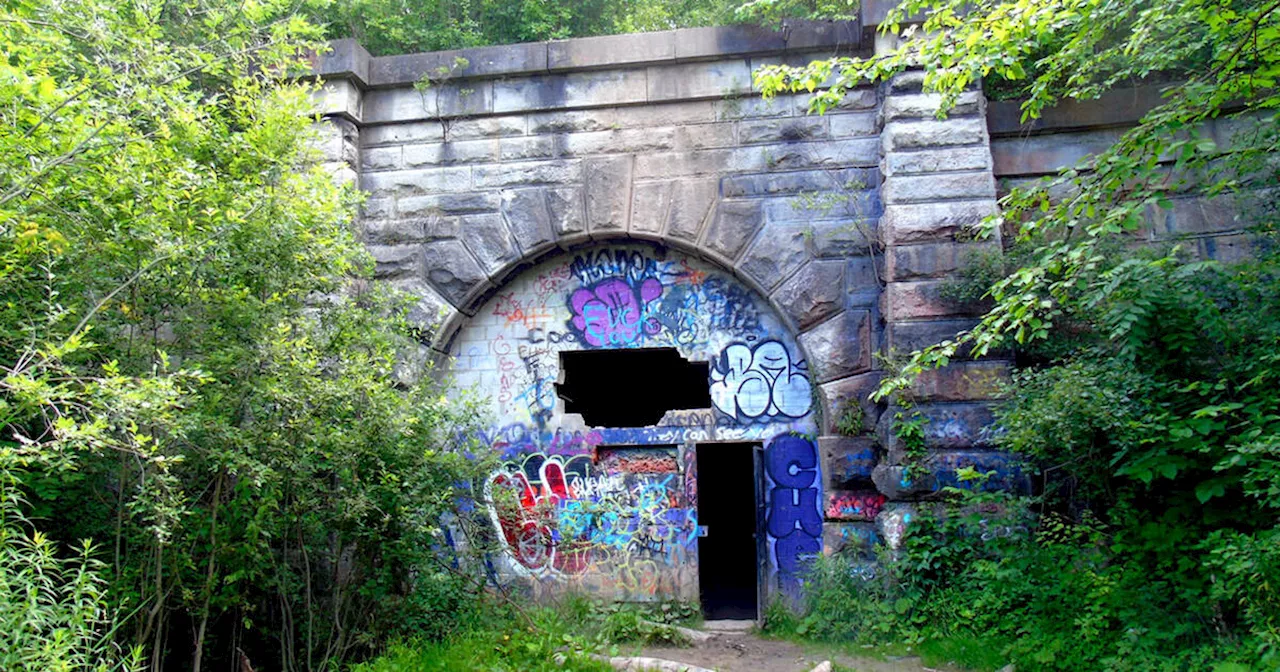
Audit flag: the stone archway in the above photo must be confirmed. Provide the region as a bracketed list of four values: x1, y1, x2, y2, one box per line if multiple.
[445, 240, 841, 605]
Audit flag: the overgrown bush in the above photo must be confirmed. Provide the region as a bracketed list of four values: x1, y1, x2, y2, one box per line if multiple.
[0, 1, 491, 669]
[0, 461, 142, 672]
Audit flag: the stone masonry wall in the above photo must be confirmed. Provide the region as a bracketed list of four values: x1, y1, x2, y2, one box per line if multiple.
[308, 19, 1029, 601]
[988, 86, 1262, 262]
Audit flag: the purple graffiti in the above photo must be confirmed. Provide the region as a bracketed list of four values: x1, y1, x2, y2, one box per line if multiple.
[766, 434, 823, 596]
[569, 278, 663, 347]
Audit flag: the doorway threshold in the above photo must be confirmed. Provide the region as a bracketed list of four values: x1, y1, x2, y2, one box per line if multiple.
[701, 620, 755, 634]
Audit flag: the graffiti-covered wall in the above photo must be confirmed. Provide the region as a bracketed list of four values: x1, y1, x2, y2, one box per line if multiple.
[450, 245, 821, 600]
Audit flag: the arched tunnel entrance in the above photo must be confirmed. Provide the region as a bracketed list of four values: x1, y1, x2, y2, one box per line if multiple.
[449, 243, 822, 618]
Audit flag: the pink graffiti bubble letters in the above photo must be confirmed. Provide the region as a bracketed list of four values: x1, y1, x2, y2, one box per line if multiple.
[569, 278, 663, 347]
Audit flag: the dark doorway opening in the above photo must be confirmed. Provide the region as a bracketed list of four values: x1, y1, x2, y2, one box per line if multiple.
[557, 348, 710, 427]
[696, 443, 761, 621]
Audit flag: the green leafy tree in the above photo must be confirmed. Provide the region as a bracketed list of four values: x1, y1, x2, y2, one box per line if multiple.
[1, 0, 488, 669]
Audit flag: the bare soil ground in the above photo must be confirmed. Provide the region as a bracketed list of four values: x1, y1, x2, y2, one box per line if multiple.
[635, 631, 963, 672]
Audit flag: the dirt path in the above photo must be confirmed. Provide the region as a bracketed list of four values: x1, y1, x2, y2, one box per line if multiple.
[635, 631, 960, 672]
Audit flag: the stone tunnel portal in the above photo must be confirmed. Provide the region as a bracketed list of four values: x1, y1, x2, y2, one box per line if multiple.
[449, 244, 823, 613]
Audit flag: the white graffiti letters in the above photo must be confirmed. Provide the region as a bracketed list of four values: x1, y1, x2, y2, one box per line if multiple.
[710, 340, 812, 421]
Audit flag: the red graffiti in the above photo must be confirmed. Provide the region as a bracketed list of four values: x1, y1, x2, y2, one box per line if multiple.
[489, 459, 592, 574]
[825, 491, 887, 522]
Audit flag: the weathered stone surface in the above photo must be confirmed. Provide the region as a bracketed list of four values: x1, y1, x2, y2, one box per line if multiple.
[886, 280, 974, 320]
[715, 94, 792, 120]
[674, 24, 786, 59]
[664, 179, 717, 243]
[362, 88, 431, 124]
[1150, 195, 1249, 237]
[987, 85, 1166, 137]
[473, 160, 581, 188]
[887, 319, 980, 355]
[826, 489, 887, 522]
[702, 199, 764, 260]
[629, 182, 671, 237]
[500, 188, 557, 255]
[433, 81, 494, 118]
[847, 256, 881, 308]
[737, 222, 810, 291]
[796, 88, 878, 114]
[310, 39, 371, 86]
[368, 42, 547, 85]
[362, 218, 429, 245]
[361, 167, 471, 197]
[912, 361, 1012, 402]
[634, 148, 767, 178]
[799, 309, 871, 382]
[738, 117, 827, 144]
[881, 171, 995, 204]
[398, 193, 500, 217]
[818, 371, 886, 436]
[448, 116, 527, 139]
[989, 129, 1124, 177]
[762, 190, 880, 223]
[762, 138, 880, 170]
[361, 146, 401, 170]
[560, 128, 677, 156]
[881, 200, 999, 244]
[499, 136, 558, 161]
[493, 70, 648, 113]
[312, 118, 358, 164]
[883, 91, 980, 121]
[884, 145, 992, 176]
[360, 198, 394, 219]
[547, 187, 587, 242]
[821, 436, 879, 486]
[887, 240, 998, 281]
[527, 110, 619, 135]
[927, 450, 1032, 494]
[883, 118, 987, 151]
[403, 139, 499, 166]
[674, 123, 737, 150]
[772, 260, 845, 330]
[367, 244, 421, 279]
[872, 464, 936, 499]
[882, 402, 998, 462]
[613, 101, 718, 128]
[721, 167, 876, 198]
[829, 112, 878, 138]
[584, 156, 634, 236]
[810, 219, 877, 258]
[385, 277, 453, 332]
[548, 31, 674, 69]
[459, 214, 519, 276]
[421, 240, 489, 307]
[887, 70, 926, 94]
[362, 121, 444, 146]
[647, 59, 752, 101]
[823, 522, 880, 559]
